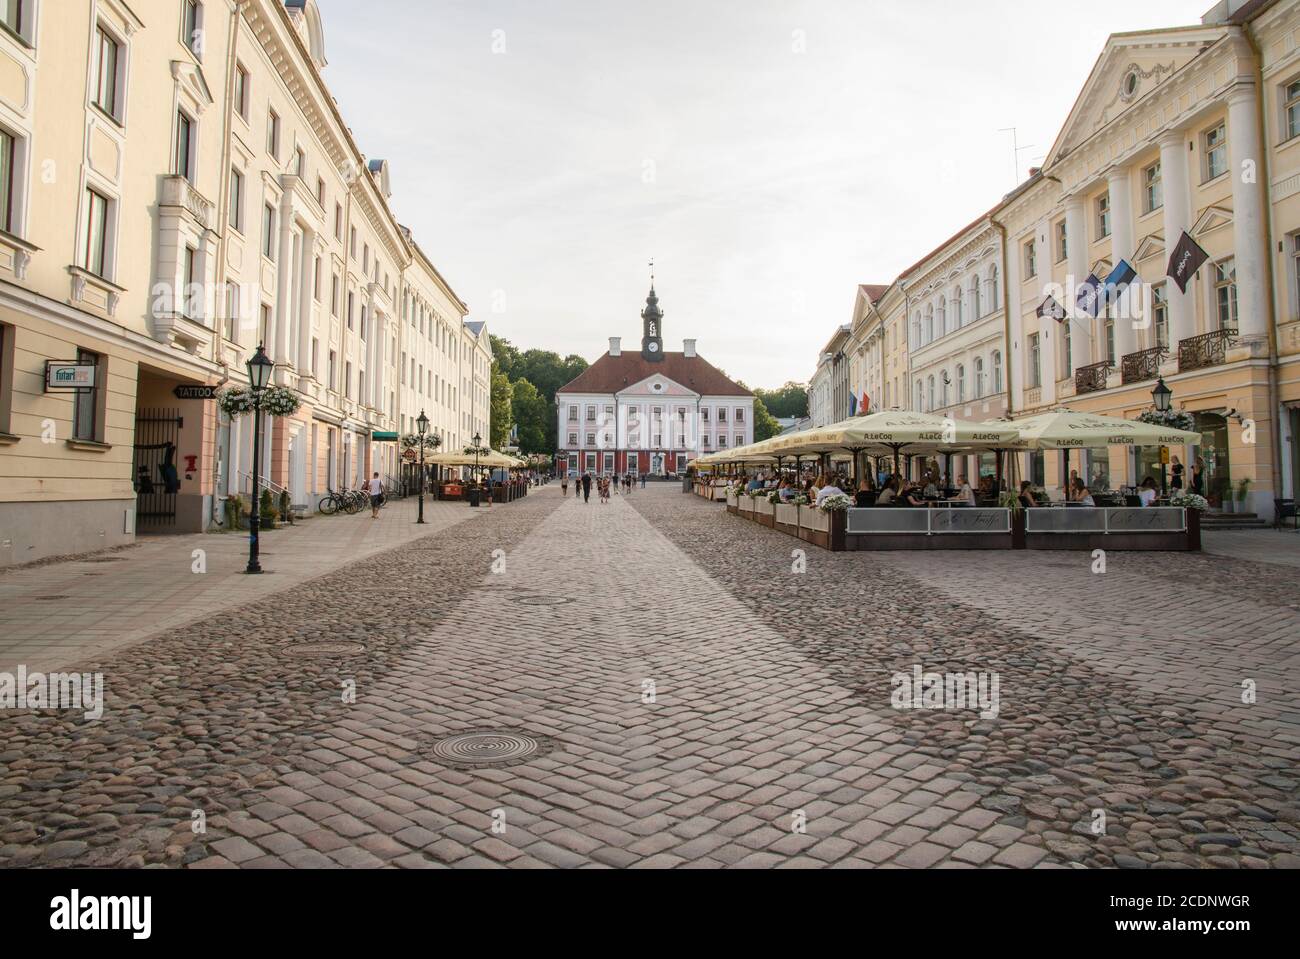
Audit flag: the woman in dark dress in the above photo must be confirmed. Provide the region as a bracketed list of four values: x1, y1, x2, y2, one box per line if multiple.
[1191, 457, 1205, 495]
[1171, 455, 1185, 491]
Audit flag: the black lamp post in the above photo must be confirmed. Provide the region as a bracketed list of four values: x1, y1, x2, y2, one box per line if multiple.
[1153, 377, 1173, 496]
[473, 431, 483, 485]
[416, 409, 429, 525]
[245, 344, 274, 574]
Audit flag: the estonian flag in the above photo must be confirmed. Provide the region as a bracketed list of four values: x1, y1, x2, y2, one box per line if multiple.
[1166, 230, 1209, 294]
[1100, 260, 1138, 308]
[1075, 273, 1102, 319]
[1036, 295, 1067, 323]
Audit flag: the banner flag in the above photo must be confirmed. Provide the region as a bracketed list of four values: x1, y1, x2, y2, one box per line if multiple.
[1166, 230, 1209, 294]
[1075, 273, 1102, 319]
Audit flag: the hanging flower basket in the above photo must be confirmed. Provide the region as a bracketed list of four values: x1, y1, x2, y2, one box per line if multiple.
[217, 385, 301, 419]
[818, 493, 852, 513]
[1170, 490, 1208, 512]
[1136, 408, 1196, 433]
[401, 433, 442, 452]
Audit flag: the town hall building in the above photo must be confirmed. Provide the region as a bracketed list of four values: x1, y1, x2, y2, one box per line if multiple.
[556, 284, 754, 477]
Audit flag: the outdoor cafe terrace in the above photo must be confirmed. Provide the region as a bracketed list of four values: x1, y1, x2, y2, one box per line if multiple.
[688, 409, 1206, 553]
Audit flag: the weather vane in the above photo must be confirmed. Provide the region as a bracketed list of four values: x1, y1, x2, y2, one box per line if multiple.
[649, 258, 655, 285]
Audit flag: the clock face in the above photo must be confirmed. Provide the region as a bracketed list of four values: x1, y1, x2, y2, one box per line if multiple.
[648, 342, 660, 353]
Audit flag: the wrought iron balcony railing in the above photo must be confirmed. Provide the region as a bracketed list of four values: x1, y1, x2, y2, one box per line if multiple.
[1074, 361, 1113, 395]
[1120, 346, 1167, 385]
[1178, 328, 1237, 373]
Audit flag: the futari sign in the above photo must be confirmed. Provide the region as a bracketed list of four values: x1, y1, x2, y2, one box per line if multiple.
[44, 362, 96, 391]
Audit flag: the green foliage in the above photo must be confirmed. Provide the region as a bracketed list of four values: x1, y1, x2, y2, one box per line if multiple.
[510, 378, 549, 454]
[752, 396, 783, 442]
[489, 366, 514, 451]
[259, 488, 278, 528]
[491, 334, 590, 451]
[754, 382, 809, 419]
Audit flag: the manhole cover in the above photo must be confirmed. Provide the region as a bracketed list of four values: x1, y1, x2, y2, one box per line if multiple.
[511, 596, 572, 607]
[83, 557, 125, 563]
[36, 595, 70, 601]
[422, 729, 554, 769]
[281, 642, 367, 657]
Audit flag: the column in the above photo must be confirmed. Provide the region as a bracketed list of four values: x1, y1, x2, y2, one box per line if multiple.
[1064, 195, 1093, 371]
[365, 285, 378, 409]
[296, 230, 316, 378]
[1036, 217, 1058, 408]
[273, 194, 295, 363]
[1005, 224, 1025, 412]
[1108, 167, 1138, 361]
[1159, 130, 1195, 347]
[1228, 85, 1269, 342]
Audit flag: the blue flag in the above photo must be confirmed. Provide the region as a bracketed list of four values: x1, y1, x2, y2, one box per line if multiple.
[1101, 260, 1138, 309]
[1075, 273, 1102, 319]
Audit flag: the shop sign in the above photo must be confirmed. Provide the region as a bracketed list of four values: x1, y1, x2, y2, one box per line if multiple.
[174, 385, 218, 400]
[44, 362, 96, 391]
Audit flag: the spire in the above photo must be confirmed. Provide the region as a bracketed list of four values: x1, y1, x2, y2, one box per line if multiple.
[640, 262, 664, 361]
[642, 259, 662, 322]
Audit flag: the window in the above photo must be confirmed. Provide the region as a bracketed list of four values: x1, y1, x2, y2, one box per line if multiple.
[222, 282, 238, 340]
[228, 167, 243, 232]
[1204, 123, 1227, 181]
[313, 255, 321, 301]
[718, 435, 727, 448]
[586, 406, 596, 422]
[349, 226, 356, 258]
[1096, 192, 1111, 239]
[234, 63, 249, 120]
[718, 408, 727, 423]
[1056, 220, 1068, 262]
[83, 188, 110, 277]
[986, 265, 999, 312]
[316, 176, 325, 206]
[328, 350, 336, 391]
[0, 322, 13, 435]
[259, 303, 270, 346]
[173, 111, 195, 181]
[181, 245, 196, 318]
[585, 432, 595, 446]
[956, 364, 965, 404]
[266, 109, 280, 159]
[1153, 284, 1168, 349]
[1030, 334, 1042, 389]
[927, 376, 935, 411]
[1, 0, 23, 39]
[0, 127, 17, 234]
[72, 349, 103, 442]
[1144, 161, 1162, 213]
[293, 146, 305, 177]
[701, 407, 709, 422]
[1104, 315, 1116, 365]
[93, 26, 122, 121]
[346, 291, 354, 329]
[1063, 321, 1072, 373]
[973, 357, 984, 399]
[733, 435, 742, 448]
[261, 203, 275, 260]
[940, 371, 950, 408]
[970, 278, 981, 320]
[954, 285, 964, 326]
[182, 0, 202, 57]
[330, 275, 339, 316]
[915, 381, 924, 412]
[992, 351, 1003, 393]
[568, 432, 578, 447]
[1214, 258, 1237, 330]
[735, 408, 744, 423]
[1024, 239, 1037, 279]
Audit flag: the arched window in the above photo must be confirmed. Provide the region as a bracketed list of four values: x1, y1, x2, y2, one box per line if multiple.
[956, 364, 966, 404]
[953, 286, 964, 327]
[924, 306, 934, 343]
[927, 375, 936, 411]
[915, 380, 924, 412]
[992, 351, 1003, 392]
[938, 297, 947, 337]
[912, 313, 922, 349]
[986, 265, 999, 312]
[971, 276, 982, 319]
[940, 371, 950, 408]
[974, 357, 985, 398]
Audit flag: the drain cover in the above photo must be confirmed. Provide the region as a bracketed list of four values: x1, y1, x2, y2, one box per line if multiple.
[511, 596, 572, 607]
[281, 642, 367, 657]
[422, 729, 554, 769]
[36, 595, 70, 601]
[82, 557, 125, 564]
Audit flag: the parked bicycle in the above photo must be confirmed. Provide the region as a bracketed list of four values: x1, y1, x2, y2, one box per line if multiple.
[318, 488, 366, 515]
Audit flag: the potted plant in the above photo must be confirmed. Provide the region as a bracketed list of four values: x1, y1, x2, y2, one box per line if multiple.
[260, 489, 279, 530]
[1236, 477, 1253, 514]
[1213, 475, 1232, 513]
[223, 494, 243, 530]
[278, 490, 294, 526]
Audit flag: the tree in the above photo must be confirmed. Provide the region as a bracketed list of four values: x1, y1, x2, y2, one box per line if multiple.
[754, 382, 809, 419]
[752, 396, 783, 442]
[487, 335, 590, 451]
[489, 366, 514, 450]
[511, 378, 549, 454]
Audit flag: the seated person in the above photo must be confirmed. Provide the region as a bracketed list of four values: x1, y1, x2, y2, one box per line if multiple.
[778, 479, 796, 502]
[1138, 477, 1158, 507]
[1017, 480, 1037, 510]
[815, 477, 846, 507]
[855, 479, 874, 508]
[1076, 484, 1097, 507]
[922, 479, 939, 498]
[952, 475, 976, 507]
[876, 480, 897, 505]
[903, 484, 928, 507]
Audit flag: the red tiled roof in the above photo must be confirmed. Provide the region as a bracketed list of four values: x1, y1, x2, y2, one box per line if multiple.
[558, 351, 753, 397]
[858, 284, 889, 304]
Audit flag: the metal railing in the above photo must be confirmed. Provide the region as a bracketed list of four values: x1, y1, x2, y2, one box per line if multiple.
[1120, 346, 1167, 384]
[1074, 361, 1113, 395]
[846, 507, 1011, 535]
[1025, 507, 1186, 534]
[1178, 328, 1237, 373]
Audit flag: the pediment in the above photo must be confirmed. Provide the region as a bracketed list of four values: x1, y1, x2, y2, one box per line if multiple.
[1134, 231, 1165, 262]
[619, 374, 698, 399]
[1045, 28, 1223, 166]
[1191, 204, 1233, 238]
[170, 60, 214, 115]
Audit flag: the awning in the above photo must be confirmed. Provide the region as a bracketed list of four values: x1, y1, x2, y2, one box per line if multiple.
[982, 409, 1201, 450]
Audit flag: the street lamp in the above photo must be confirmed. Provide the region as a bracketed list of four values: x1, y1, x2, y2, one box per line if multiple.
[416, 409, 429, 525]
[473, 431, 483, 486]
[1152, 377, 1173, 496]
[245, 344, 274, 575]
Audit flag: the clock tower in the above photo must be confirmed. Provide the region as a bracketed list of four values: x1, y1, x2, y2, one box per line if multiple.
[641, 280, 664, 362]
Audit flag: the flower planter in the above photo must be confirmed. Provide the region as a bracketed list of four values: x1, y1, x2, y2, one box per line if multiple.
[774, 503, 799, 533]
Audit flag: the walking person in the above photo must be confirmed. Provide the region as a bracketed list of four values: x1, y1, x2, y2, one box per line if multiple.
[640, 472, 646, 489]
[582, 471, 592, 504]
[561, 474, 569, 497]
[367, 472, 385, 519]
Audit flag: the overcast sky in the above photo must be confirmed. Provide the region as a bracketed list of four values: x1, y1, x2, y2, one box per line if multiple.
[319, 0, 1211, 390]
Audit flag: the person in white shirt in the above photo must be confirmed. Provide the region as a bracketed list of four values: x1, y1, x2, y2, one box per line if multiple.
[1138, 477, 1158, 507]
[815, 479, 846, 507]
[953, 475, 976, 507]
[367, 472, 385, 518]
[1077, 485, 1096, 507]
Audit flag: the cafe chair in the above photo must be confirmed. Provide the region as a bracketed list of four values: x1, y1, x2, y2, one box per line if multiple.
[1274, 498, 1297, 531]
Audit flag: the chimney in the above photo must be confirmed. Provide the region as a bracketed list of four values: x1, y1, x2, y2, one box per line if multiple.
[683, 339, 697, 358]
[609, 337, 621, 357]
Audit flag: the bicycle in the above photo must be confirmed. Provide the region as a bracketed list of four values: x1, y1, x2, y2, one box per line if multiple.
[318, 488, 348, 515]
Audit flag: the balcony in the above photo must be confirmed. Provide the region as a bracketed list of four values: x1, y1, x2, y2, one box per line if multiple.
[1178, 328, 1237, 373]
[160, 175, 214, 230]
[1121, 347, 1167, 385]
[1074, 361, 1113, 396]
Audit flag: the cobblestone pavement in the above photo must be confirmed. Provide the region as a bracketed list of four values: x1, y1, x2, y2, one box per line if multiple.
[1202, 528, 1300, 569]
[0, 485, 1296, 868]
[0, 497, 474, 673]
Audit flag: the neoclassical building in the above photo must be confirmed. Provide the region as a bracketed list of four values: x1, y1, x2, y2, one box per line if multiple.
[816, 0, 1300, 518]
[555, 284, 754, 477]
[0, 0, 490, 565]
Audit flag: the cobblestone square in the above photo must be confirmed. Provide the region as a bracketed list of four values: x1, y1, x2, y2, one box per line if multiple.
[1, 485, 1296, 869]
